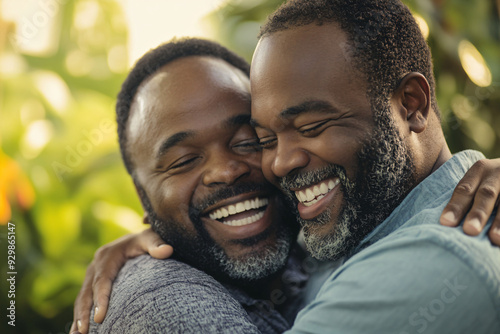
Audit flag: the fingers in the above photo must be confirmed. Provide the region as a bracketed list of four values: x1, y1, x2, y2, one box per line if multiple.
[461, 178, 499, 235]
[441, 159, 500, 236]
[71, 265, 96, 334]
[488, 209, 500, 246]
[149, 244, 174, 259]
[137, 228, 174, 259]
[91, 274, 113, 324]
[90, 244, 128, 324]
[69, 320, 81, 334]
[440, 178, 475, 227]
[70, 228, 172, 333]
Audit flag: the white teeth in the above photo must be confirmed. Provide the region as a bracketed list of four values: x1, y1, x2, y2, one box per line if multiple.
[236, 202, 245, 213]
[223, 211, 265, 226]
[297, 191, 305, 202]
[294, 178, 340, 206]
[306, 189, 315, 201]
[208, 197, 269, 222]
[302, 193, 326, 207]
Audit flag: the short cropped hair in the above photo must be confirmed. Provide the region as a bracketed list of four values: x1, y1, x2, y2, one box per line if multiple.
[116, 38, 250, 175]
[259, 0, 439, 118]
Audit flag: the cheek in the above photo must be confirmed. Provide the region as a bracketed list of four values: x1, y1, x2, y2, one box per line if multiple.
[153, 177, 196, 220]
[245, 150, 263, 170]
[309, 135, 363, 170]
[261, 150, 278, 184]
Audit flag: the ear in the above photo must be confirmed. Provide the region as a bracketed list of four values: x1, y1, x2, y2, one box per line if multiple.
[393, 72, 431, 134]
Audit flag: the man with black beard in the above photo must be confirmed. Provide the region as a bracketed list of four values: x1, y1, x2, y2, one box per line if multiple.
[81, 38, 302, 334]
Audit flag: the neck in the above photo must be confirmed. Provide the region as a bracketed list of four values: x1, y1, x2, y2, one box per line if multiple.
[430, 143, 452, 174]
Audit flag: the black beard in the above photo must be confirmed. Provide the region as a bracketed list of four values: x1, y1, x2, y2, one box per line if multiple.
[279, 110, 417, 261]
[146, 182, 298, 286]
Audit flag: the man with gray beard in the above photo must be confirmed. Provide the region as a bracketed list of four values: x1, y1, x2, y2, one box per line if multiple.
[279, 110, 417, 261]
[249, 0, 500, 332]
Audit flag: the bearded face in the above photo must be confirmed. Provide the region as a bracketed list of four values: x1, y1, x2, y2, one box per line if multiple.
[279, 109, 417, 261]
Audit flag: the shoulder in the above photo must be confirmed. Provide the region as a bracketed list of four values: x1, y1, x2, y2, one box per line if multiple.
[105, 255, 227, 305]
[91, 255, 260, 334]
[115, 254, 218, 287]
[290, 225, 500, 334]
[338, 223, 500, 299]
[376, 222, 500, 284]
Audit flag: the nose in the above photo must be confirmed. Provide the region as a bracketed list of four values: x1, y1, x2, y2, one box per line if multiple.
[202, 153, 251, 187]
[270, 140, 309, 178]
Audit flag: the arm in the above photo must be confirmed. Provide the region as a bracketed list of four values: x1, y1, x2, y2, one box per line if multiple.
[440, 158, 500, 244]
[70, 228, 173, 334]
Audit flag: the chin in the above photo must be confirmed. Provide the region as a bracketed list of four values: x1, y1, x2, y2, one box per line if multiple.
[215, 223, 296, 283]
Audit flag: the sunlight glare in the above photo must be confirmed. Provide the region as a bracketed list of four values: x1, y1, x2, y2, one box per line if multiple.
[413, 14, 429, 39]
[120, 0, 227, 67]
[458, 40, 492, 87]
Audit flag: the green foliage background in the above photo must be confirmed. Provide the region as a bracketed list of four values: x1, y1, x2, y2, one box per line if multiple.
[0, 1, 499, 333]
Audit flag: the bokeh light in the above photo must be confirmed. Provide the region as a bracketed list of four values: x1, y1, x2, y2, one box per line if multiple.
[458, 40, 492, 87]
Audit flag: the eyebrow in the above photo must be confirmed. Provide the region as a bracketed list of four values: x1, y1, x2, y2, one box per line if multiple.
[280, 100, 336, 118]
[225, 114, 251, 128]
[250, 100, 337, 129]
[156, 131, 194, 160]
[156, 113, 251, 160]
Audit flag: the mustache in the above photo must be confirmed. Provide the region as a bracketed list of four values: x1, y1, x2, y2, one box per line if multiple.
[278, 164, 349, 192]
[189, 182, 276, 219]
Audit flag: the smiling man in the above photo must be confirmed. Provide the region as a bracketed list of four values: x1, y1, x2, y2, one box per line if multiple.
[85, 38, 302, 334]
[123, 45, 295, 284]
[249, 0, 500, 332]
[250, 7, 426, 262]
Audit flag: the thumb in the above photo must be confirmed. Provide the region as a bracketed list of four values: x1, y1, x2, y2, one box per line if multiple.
[149, 244, 174, 259]
[138, 228, 174, 259]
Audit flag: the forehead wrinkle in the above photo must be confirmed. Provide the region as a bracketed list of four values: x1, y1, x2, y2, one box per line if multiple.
[280, 100, 338, 118]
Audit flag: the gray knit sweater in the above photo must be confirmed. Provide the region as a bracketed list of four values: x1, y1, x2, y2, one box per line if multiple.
[89, 254, 306, 333]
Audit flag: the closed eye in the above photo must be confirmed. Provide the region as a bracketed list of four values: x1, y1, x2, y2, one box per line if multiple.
[300, 120, 329, 133]
[168, 156, 201, 171]
[299, 119, 337, 136]
[258, 137, 277, 150]
[233, 139, 262, 152]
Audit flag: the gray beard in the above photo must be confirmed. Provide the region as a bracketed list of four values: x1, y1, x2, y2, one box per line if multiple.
[143, 181, 297, 283]
[279, 110, 416, 261]
[148, 211, 294, 282]
[210, 227, 292, 281]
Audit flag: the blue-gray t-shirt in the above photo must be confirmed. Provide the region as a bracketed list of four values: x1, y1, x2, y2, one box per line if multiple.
[288, 150, 500, 333]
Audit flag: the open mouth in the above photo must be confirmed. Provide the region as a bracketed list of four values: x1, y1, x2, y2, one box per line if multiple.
[207, 197, 269, 227]
[294, 177, 340, 207]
